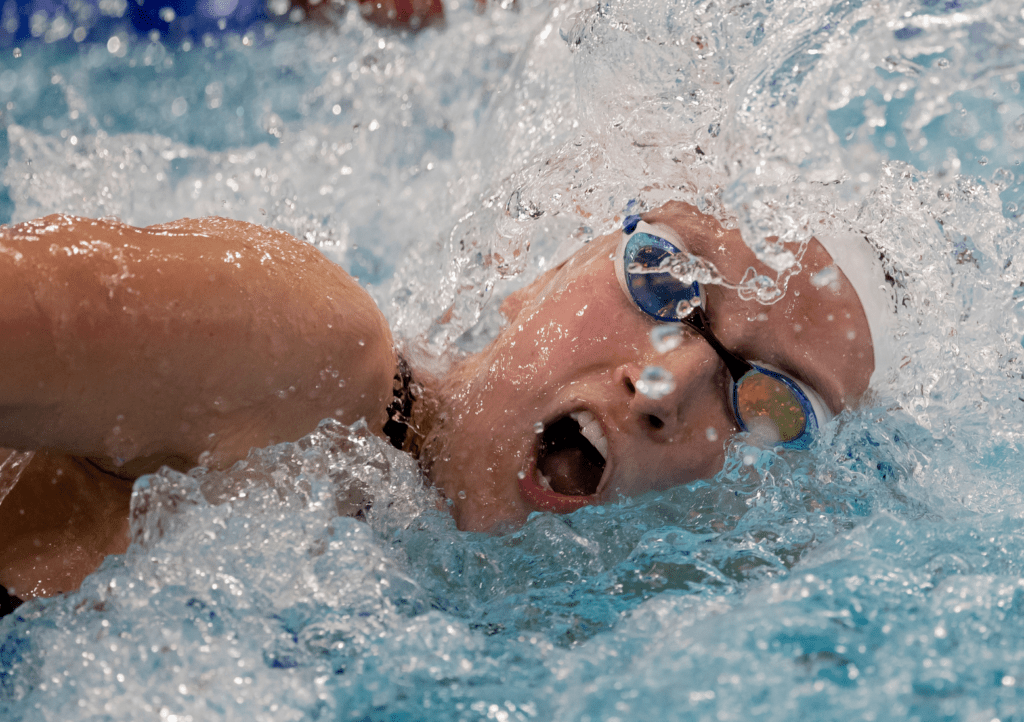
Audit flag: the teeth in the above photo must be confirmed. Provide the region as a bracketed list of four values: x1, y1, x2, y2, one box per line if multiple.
[538, 474, 553, 491]
[570, 410, 609, 461]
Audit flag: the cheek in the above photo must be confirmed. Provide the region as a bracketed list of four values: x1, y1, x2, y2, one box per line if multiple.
[539, 280, 647, 355]
[518, 315, 623, 379]
[475, 260, 649, 399]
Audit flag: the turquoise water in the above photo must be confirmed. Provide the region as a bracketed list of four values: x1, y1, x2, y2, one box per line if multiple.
[4, 0, 1024, 720]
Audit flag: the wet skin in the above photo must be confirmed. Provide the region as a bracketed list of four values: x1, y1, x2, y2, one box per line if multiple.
[418, 201, 874, 532]
[0, 214, 396, 599]
[0, 203, 872, 599]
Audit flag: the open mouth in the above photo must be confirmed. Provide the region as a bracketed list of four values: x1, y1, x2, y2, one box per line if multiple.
[519, 410, 608, 513]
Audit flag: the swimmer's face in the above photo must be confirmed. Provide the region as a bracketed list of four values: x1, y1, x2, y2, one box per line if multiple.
[421, 201, 873, 532]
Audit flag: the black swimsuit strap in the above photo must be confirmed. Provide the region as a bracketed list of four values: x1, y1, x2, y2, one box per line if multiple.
[383, 355, 415, 452]
[0, 583, 23, 619]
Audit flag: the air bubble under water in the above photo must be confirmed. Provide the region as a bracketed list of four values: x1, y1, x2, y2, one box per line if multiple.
[810, 265, 840, 290]
[650, 324, 682, 353]
[636, 366, 675, 400]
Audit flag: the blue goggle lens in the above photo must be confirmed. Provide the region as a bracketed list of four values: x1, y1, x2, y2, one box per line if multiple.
[621, 231, 701, 323]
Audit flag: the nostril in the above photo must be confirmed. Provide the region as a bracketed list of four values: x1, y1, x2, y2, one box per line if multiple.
[645, 414, 665, 430]
[623, 377, 636, 394]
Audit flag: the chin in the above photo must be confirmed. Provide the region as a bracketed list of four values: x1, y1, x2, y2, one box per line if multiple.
[418, 438, 526, 534]
[450, 475, 533, 533]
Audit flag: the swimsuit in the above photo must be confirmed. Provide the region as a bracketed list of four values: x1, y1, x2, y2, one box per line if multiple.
[383, 355, 416, 451]
[0, 583, 22, 619]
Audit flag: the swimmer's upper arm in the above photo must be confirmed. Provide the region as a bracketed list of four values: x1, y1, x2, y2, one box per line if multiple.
[0, 214, 395, 472]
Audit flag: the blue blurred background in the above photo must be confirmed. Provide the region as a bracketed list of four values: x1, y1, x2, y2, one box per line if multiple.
[0, 0, 296, 45]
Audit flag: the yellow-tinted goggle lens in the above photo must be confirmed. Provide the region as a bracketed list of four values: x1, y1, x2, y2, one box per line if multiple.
[734, 370, 808, 443]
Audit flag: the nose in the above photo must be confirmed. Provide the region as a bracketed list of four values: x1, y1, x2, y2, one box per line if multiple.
[615, 335, 723, 441]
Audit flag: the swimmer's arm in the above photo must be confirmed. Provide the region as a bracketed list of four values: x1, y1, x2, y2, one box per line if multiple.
[0, 214, 396, 473]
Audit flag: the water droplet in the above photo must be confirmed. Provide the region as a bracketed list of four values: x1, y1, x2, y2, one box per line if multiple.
[636, 366, 675, 400]
[673, 300, 697, 319]
[810, 265, 839, 289]
[457, 490, 467, 499]
[650, 325, 682, 353]
[517, 471, 526, 480]
[533, 422, 544, 434]
[992, 167, 1015, 190]
[706, 426, 719, 442]
[742, 453, 756, 466]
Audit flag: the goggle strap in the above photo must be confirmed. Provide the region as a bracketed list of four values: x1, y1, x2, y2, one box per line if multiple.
[681, 307, 754, 382]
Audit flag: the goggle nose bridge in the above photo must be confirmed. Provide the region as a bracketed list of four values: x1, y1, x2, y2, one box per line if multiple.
[675, 305, 754, 383]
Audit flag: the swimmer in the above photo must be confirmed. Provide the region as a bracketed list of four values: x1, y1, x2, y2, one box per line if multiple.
[0, 200, 888, 610]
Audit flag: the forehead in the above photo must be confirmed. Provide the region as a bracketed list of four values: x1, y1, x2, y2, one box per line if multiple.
[578, 202, 748, 260]
[511, 207, 730, 315]
[643, 202, 733, 235]
[638, 203, 765, 272]
[545, 205, 745, 292]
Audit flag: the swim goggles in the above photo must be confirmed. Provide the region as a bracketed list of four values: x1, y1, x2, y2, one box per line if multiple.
[613, 215, 830, 449]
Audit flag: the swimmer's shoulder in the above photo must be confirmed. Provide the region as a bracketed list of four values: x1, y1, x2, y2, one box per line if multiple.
[143, 217, 373, 296]
[145, 216, 317, 256]
[1, 213, 396, 471]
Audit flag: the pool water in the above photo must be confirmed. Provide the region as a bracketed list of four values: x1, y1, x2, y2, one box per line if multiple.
[4, 0, 1024, 720]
